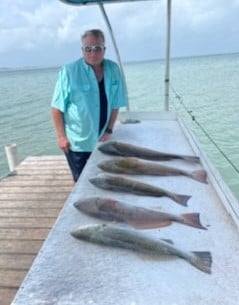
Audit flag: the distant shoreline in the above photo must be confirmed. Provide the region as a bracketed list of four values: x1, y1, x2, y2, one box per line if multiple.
[0, 66, 60, 73]
[1, 51, 238, 72]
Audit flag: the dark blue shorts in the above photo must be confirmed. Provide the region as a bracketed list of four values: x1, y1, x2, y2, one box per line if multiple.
[64, 150, 91, 182]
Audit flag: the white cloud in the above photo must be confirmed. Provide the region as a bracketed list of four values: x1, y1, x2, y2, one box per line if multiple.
[56, 7, 97, 43]
[0, 0, 238, 67]
[57, 8, 79, 41]
[100, 1, 166, 60]
[19, 3, 63, 27]
[172, 0, 222, 29]
[0, 2, 57, 53]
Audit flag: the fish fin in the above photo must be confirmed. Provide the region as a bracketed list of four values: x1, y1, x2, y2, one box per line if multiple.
[172, 194, 191, 206]
[121, 118, 141, 124]
[191, 169, 208, 183]
[182, 155, 201, 163]
[180, 213, 207, 230]
[127, 157, 139, 161]
[191, 251, 212, 274]
[127, 219, 172, 229]
[160, 239, 174, 244]
[150, 206, 163, 211]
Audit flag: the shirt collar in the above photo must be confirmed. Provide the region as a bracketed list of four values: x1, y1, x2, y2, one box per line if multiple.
[81, 57, 105, 71]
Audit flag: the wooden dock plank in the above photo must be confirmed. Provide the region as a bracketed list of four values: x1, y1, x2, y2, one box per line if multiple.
[18, 160, 69, 165]
[0, 240, 43, 254]
[0, 200, 65, 209]
[15, 169, 70, 175]
[0, 179, 73, 187]
[0, 254, 35, 269]
[0, 193, 70, 200]
[0, 208, 61, 217]
[0, 270, 28, 288]
[1, 171, 73, 180]
[17, 164, 70, 170]
[0, 217, 56, 228]
[0, 186, 71, 193]
[22, 156, 66, 161]
[0, 155, 71, 305]
[0, 288, 18, 305]
[0, 228, 51, 240]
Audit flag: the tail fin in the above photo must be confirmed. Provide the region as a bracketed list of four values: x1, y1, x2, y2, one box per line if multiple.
[180, 213, 207, 230]
[190, 251, 212, 274]
[191, 169, 207, 183]
[171, 194, 191, 206]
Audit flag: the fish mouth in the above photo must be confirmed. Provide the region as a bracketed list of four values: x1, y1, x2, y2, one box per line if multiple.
[98, 141, 119, 155]
[71, 224, 106, 239]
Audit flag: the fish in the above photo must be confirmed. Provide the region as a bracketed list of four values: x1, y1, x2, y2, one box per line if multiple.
[98, 141, 200, 163]
[74, 196, 206, 230]
[89, 173, 191, 206]
[71, 223, 212, 274]
[98, 157, 207, 183]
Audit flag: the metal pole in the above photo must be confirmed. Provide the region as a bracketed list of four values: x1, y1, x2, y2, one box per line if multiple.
[164, 0, 172, 111]
[98, 3, 130, 111]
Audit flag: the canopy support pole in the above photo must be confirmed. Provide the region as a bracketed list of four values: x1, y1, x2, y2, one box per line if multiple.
[164, 0, 172, 111]
[98, 3, 130, 112]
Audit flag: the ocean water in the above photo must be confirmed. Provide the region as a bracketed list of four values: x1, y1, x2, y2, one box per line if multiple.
[0, 53, 239, 199]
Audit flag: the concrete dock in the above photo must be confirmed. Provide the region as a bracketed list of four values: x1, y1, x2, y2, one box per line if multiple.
[0, 155, 72, 305]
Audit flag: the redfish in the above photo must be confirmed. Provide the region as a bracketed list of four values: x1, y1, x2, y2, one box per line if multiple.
[74, 197, 206, 230]
[89, 173, 191, 206]
[71, 223, 212, 274]
[98, 157, 207, 183]
[98, 141, 200, 163]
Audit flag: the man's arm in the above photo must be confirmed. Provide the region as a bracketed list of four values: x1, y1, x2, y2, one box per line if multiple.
[99, 109, 119, 142]
[106, 108, 119, 131]
[51, 108, 70, 153]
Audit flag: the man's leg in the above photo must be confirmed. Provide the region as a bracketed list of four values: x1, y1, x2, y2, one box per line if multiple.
[64, 150, 91, 182]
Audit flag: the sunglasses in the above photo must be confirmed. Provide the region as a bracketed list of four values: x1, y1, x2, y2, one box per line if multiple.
[82, 45, 105, 53]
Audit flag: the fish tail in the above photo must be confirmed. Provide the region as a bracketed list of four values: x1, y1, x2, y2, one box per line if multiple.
[180, 213, 207, 230]
[171, 194, 191, 206]
[191, 169, 207, 183]
[190, 251, 212, 274]
[182, 155, 201, 163]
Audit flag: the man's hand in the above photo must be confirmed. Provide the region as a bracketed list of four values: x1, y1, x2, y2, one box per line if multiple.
[58, 135, 70, 153]
[99, 132, 111, 142]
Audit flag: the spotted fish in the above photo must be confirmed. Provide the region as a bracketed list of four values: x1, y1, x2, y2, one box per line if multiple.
[98, 157, 207, 183]
[98, 141, 200, 163]
[71, 223, 212, 274]
[74, 196, 206, 229]
[89, 174, 191, 206]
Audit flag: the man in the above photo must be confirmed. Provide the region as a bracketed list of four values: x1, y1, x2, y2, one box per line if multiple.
[51, 29, 127, 182]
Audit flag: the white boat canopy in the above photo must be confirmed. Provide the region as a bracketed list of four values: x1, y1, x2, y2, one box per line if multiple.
[60, 0, 156, 4]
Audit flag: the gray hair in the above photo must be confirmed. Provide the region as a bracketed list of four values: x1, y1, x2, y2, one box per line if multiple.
[81, 29, 105, 44]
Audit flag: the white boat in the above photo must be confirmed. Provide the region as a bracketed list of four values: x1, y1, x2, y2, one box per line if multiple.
[12, 1, 239, 305]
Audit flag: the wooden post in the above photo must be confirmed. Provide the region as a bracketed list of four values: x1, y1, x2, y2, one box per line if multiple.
[5, 143, 18, 171]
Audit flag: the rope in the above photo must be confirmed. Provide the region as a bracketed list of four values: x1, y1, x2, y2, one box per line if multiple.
[170, 85, 239, 175]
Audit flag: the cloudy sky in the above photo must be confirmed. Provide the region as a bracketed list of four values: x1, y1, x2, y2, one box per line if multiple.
[0, 0, 239, 68]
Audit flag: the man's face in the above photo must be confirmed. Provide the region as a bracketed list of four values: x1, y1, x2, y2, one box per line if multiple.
[82, 35, 105, 66]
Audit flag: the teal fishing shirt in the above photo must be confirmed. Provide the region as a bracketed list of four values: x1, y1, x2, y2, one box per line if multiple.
[51, 58, 127, 152]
